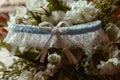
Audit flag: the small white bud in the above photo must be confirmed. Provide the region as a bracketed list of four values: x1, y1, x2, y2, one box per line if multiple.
[34, 71, 45, 80]
[41, 15, 48, 21]
[47, 53, 61, 64]
[46, 63, 56, 76]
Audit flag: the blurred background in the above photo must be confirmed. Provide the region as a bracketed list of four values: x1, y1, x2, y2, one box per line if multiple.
[0, 0, 27, 75]
[0, 0, 27, 39]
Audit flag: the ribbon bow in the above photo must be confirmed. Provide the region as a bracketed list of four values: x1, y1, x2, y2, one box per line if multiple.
[35, 21, 78, 64]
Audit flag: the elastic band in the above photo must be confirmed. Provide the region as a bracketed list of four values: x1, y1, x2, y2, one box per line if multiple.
[11, 20, 101, 35]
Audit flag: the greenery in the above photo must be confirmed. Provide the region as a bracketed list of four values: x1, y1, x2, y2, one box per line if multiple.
[0, 59, 44, 80]
[94, 0, 120, 27]
[1, 0, 120, 80]
[48, 0, 69, 12]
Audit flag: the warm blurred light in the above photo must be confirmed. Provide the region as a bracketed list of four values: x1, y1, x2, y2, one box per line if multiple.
[114, 8, 120, 19]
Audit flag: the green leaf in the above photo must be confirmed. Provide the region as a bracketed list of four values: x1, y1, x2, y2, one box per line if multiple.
[0, 61, 7, 72]
[0, 41, 7, 48]
[48, 0, 69, 12]
[16, 51, 40, 64]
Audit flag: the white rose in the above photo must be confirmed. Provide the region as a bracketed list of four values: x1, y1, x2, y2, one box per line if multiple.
[64, 0, 98, 24]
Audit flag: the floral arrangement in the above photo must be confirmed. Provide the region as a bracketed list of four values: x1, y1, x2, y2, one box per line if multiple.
[8, 0, 98, 25]
[1, 0, 120, 80]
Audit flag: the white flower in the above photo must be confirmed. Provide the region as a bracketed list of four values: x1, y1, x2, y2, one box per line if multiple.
[97, 58, 120, 69]
[47, 53, 61, 64]
[46, 63, 56, 76]
[47, 63, 56, 70]
[108, 58, 119, 66]
[15, 6, 28, 18]
[64, 0, 98, 24]
[18, 71, 33, 80]
[97, 58, 120, 74]
[26, 0, 49, 13]
[48, 10, 65, 24]
[19, 47, 26, 53]
[64, 10, 85, 24]
[41, 15, 48, 22]
[33, 71, 45, 80]
[9, 6, 28, 24]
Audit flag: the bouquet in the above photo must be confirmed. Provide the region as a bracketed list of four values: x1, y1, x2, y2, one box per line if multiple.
[1, 0, 120, 80]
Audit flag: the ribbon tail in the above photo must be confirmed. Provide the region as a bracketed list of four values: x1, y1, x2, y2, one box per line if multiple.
[56, 33, 78, 64]
[64, 49, 78, 64]
[39, 34, 54, 63]
[39, 49, 49, 63]
[40, 34, 54, 62]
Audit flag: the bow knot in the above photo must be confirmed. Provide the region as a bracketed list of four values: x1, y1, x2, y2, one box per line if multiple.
[52, 27, 59, 35]
[36, 21, 78, 64]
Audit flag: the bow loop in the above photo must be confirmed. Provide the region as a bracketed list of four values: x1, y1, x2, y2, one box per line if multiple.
[36, 21, 78, 64]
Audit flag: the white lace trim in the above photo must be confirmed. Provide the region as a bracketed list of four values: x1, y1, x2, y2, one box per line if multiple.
[4, 29, 107, 49]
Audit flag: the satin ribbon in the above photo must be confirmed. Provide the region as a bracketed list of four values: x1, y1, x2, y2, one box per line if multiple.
[35, 21, 78, 64]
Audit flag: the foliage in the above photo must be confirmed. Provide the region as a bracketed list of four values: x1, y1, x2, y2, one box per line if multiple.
[94, 0, 120, 27]
[0, 59, 44, 80]
[48, 0, 69, 12]
[1, 0, 120, 80]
